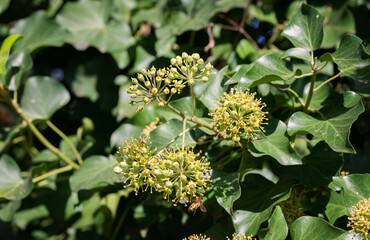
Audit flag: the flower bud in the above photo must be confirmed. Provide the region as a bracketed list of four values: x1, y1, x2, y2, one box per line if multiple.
[188, 79, 195, 86]
[164, 88, 170, 94]
[114, 166, 123, 174]
[176, 56, 182, 65]
[192, 53, 200, 60]
[151, 88, 158, 94]
[197, 59, 204, 65]
[182, 52, 188, 59]
[171, 88, 177, 94]
[131, 78, 138, 84]
[205, 62, 213, 70]
[201, 76, 208, 82]
[120, 161, 128, 168]
[144, 97, 149, 103]
[181, 66, 187, 72]
[170, 58, 177, 65]
[158, 102, 164, 107]
[145, 81, 151, 87]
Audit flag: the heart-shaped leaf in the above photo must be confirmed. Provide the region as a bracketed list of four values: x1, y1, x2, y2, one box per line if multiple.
[236, 54, 295, 89]
[232, 207, 272, 237]
[70, 155, 118, 191]
[0, 35, 23, 75]
[282, 3, 324, 51]
[249, 120, 302, 166]
[21, 76, 70, 120]
[0, 155, 33, 200]
[259, 206, 288, 240]
[287, 97, 364, 153]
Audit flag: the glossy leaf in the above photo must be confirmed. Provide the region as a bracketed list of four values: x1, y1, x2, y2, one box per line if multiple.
[302, 78, 332, 110]
[282, 3, 324, 51]
[281, 47, 311, 62]
[21, 76, 70, 120]
[236, 40, 257, 59]
[149, 119, 196, 151]
[259, 206, 288, 240]
[57, 1, 133, 53]
[10, 11, 68, 53]
[0, 34, 23, 75]
[212, 170, 241, 215]
[249, 120, 302, 166]
[70, 155, 118, 191]
[325, 190, 347, 224]
[0, 155, 33, 200]
[290, 216, 353, 239]
[232, 208, 272, 237]
[287, 98, 364, 153]
[236, 54, 294, 89]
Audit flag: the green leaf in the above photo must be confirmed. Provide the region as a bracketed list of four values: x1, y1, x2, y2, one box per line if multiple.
[281, 47, 311, 62]
[302, 78, 332, 110]
[56, 1, 133, 53]
[282, 3, 324, 50]
[110, 123, 142, 149]
[249, 4, 278, 25]
[70, 155, 118, 191]
[0, 155, 33, 200]
[332, 34, 370, 81]
[157, 96, 204, 121]
[59, 135, 93, 162]
[112, 75, 137, 121]
[249, 120, 302, 166]
[32, 149, 59, 163]
[232, 208, 272, 237]
[290, 216, 353, 239]
[13, 205, 49, 229]
[0, 35, 23, 75]
[149, 119, 195, 151]
[196, 66, 228, 110]
[212, 170, 241, 215]
[0, 0, 10, 14]
[225, 65, 252, 85]
[287, 98, 364, 153]
[10, 11, 68, 53]
[0, 200, 21, 222]
[236, 54, 294, 89]
[21, 76, 70, 120]
[71, 67, 99, 102]
[259, 206, 288, 240]
[236, 40, 257, 59]
[325, 191, 347, 224]
[3, 51, 33, 90]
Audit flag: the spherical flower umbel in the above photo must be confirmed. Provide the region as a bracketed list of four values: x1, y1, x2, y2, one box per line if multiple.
[183, 234, 210, 240]
[227, 233, 255, 240]
[209, 88, 268, 143]
[154, 146, 212, 205]
[347, 198, 370, 238]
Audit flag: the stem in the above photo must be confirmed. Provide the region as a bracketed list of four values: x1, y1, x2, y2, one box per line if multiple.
[303, 68, 318, 113]
[316, 61, 329, 72]
[46, 120, 83, 165]
[32, 165, 73, 183]
[287, 88, 305, 107]
[158, 126, 197, 154]
[182, 118, 186, 150]
[190, 86, 196, 117]
[313, 71, 342, 93]
[294, 71, 313, 79]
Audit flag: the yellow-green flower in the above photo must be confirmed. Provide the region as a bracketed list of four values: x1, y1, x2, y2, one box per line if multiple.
[347, 198, 370, 238]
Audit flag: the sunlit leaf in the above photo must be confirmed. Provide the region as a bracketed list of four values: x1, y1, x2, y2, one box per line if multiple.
[0, 35, 23, 75]
[259, 206, 288, 240]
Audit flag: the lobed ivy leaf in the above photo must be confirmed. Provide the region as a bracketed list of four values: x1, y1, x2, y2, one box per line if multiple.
[236, 53, 295, 89]
[0, 34, 23, 75]
[290, 216, 355, 239]
[282, 3, 324, 51]
[232, 207, 272, 237]
[70, 155, 118, 191]
[259, 206, 288, 240]
[10, 11, 68, 53]
[212, 170, 241, 215]
[287, 95, 364, 153]
[0, 155, 33, 200]
[149, 119, 196, 151]
[21, 76, 70, 120]
[249, 119, 302, 166]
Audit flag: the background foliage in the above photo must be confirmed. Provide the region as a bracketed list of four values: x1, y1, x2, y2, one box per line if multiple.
[0, 0, 369, 239]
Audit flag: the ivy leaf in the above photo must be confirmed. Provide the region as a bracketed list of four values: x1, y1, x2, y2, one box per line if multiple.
[325, 191, 347, 224]
[10, 11, 68, 53]
[287, 96, 364, 154]
[70, 155, 118, 191]
[56, 1, 133, 53]
[21, 76, 70, 120]
[259, 206, 288, 240]
[110, 123, 142, 149]
[281, 3, 324, 51]
[236, 54, 295, 89]
[0, 155, 33, 200]
[232, 208, 272, 237]
[149, 119, 195, 151]
[281, 47, 311, 62]
[212, 170, 241, 215]
[249, 119, 302, 166]
[0, 35, 23, 75]
[290, 216, 354, 239]
[13, 205, 49, 230]
[157, 96, 205, 121]
[302, 78, 332, 110]
[0, 200, 21, 222]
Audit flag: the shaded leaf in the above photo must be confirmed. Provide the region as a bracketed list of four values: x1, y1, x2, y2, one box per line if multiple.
[259, 206, 288, 240]
[13, 205, 49, 230]
[157, 96, 204, 121]
[70, 155, 118, 191]
[302, 78, 332, 110]
[71, 67, 99, 102]
[110, 123, 142, 149]
[0, 155, 33, 200]
[282, 3, 324, 51]
[232, 207, 272, 237]
[0, 34, 23, 75]
[0, 200, 21, 222]
[325, 190, 347, 224]
[59, 135, 94, 162]
[249, 120, 302, 166]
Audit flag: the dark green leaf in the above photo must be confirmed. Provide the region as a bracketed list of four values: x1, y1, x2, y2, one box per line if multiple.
[282, 3, 324, 50]
[13, 205, 49, 229]
[149, 119, 195, 151]
[325, 190, 347, 224]
[287, 98, 364, 153]
[0, 155, 33, 200]
[236, 54, 294, 89]
[70, 155, 118, 191]
[259, 206, 288, 240]
[59, 135, 93, 162]
[0, 34, 23, 75]
[281, 47, 311, 62]
[249, 120, 302, 166]
[290, 216, 353, 239]
[10, 11, 68, 53]
[225, 65, 252, 85]
[110, 123, 142, 149]
[302, 78, 332, 110]
[113, 75, 137, 121]
[212, 170, 241, 215]
[232, 208, 272, 237]
[0, 200, 21, 222]
[21, 76, 70, 120]
[71, 67, 99, 102]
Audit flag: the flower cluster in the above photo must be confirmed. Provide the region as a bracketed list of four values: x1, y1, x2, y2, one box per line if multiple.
[184, 234, 210, 240]
[170, 52, 213, 86]
[114, 137, 211, 204]
[184, 233, 254, 240]
[347, 198, 370, 238]
[141, 117, 162, 136]
[227, 233, 254, 240]
[126, 53, 213, 112]
[209, 88, 268, 143]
